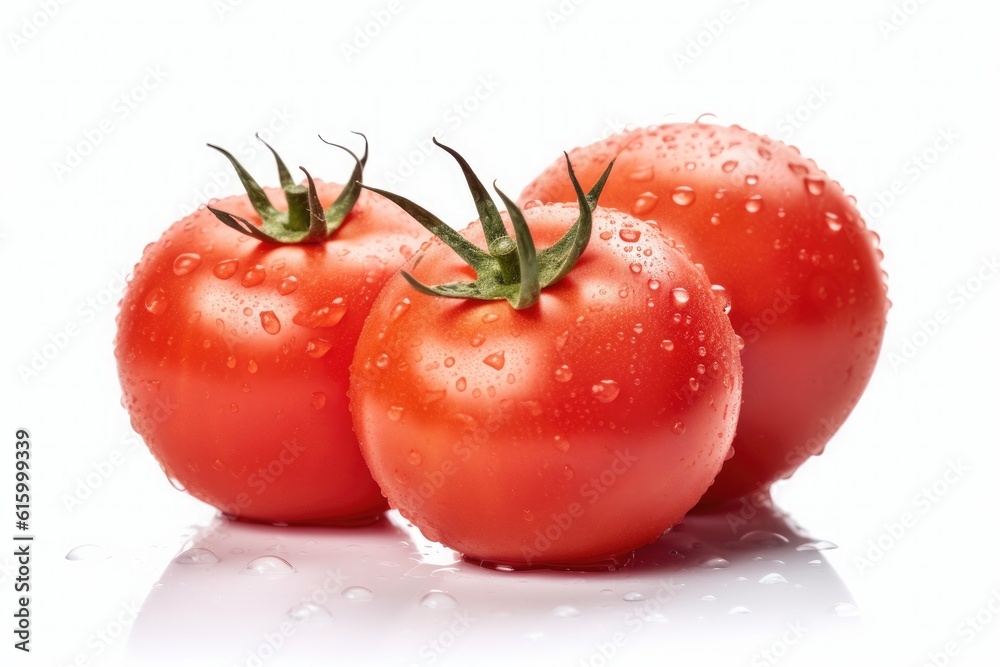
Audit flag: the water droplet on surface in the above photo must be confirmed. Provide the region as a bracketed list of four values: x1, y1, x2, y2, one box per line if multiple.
[553, 435, 570, 452]
[243, 556, 295, 575]
[711, 284, 732, 314]
[483, 351, 506, 370]
[672, 421, 686, 435]
[390, 298, 411, 320]
[419, 590, 458, 609]
[592, 380, 621, 403]
[175, 548, 219, 565]
[292, 299, 347, 329]
[172, 253, 202, 275]
[831, 603, 861, 617]
[444, 357, 455, 367]
[629, 262, 643, 274]
[808, 559, 822, 566]
[277, 276, 298, 295]
[65, 544, 111, 561]
[553, 605, 580, 618]
[825, 211, 843, 231]
[632, 192, 659, 215]
[247, 359, 259, 374]
[738, 530, 789, 547]
[341, 586, 374, 601]
[599, 230, 613, 241]
[213, 259, 239, 279]
[375, 354, 390, 369]
[241, 265, 266, 287]
[745, 174, 758, 186]
[735, 335, 746, 351]
[661, 340, 674, 351]
[728, 606, 751, 616]
[619, 228, 641, 243]
[288, 602, 332, 622]
[671, 186, 696, 206]
[647, 279, 660, 291]
[722, 160, 738, 173]
[671, 287, 690, 306]
[701, 595, 717, 602]
[482, 313, 499, 323]
[144, 288, 168, 314]
[796, 540, 838, 551]
[259, 310, 281, 335]
[305, 338, 333, 359]
[688, 378, 700, 391]
[759, 572, 788, 585]
[470, 334, 486, 348]
[804, 176, 825, 196]
[387, 406, 404, 421]
[623, 592, 646, 602]
[744, 195, 763, 213]
[554, 365, 573, 382]
[699, 557, 731, 569]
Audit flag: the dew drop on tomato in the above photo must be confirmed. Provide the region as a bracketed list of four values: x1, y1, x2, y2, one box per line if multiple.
[711, 284, 732, 314]
[670, 287, 690, 306]
[305, 338, 333, 358]
[144, 288, 168, 315]
[387, 406, 404, 421]
[553, 435, 570, 452]
[172, 253, 202, 276]
[599, 230, 613, 241]
[661, 339, 674, 351]
[259, 310, 281, 335]
[592, 380, 621, 403]
[648, 279, 660, 291]
[277, 276, 298, 295]
[390, 298, 411, 321]
[240, 264, 266, 287]
[554, 365, 573, 382]
[671, 186, 696, 206]
[722, 160, 738, 173]
[340, 586, 374, 601]
[631, 192, 659, 215]
[619, 228, 641, 243]
[672, 421, 686, 435]
[745, 195, 763, 213]
[804, 176, 826, 196]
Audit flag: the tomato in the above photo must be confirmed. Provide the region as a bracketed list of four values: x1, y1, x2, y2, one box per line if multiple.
[519, 123, 889, 505]
[115, 137, 427, 524]
[351, 143, 742, 567]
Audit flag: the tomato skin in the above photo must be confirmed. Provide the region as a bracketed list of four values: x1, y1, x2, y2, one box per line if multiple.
[519, 123, 889, 505]
[115, 183, 426, 524]
[350, 204, 742, 566]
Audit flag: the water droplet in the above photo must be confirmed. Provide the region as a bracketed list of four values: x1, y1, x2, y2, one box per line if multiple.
[629, 262, 643, 274]
[241, 264, 266, 287]
[172, 253, 202, 276]
[408, 450, 422, 465]
[522, 199, 542, 210]
[825, 211, 842, 231]
[592, 380, 621, 403]
[738, 530, 789, 547]
[175, 548, 219, 565]
[632, 192, 659, 215]
[728, 606, 751, 616]
[711, 284, 731, 314]
[661, 340, 674, 351]
[311, 392, 326, 409]
[65, 544, 111, 561]
[629, 165, 654, 181]
[699, 557, 731, 569]
[831, 603, 861, 617]
[482, 313, 499, 323]
[553, 605, 580, 618]
[419, 590, 458, 609]
[647, 279, 660, 291]
[805, 176, 826, 196]
[701, 595, 717, 602]
[672, 421, 686, 435]
[483, 351, 506, 370]
[288, 602, 332, 622]
[387, 406, 404, 421]
[599, 230, 613, 241]
[470, 333, 486, 347]
[788, 163, 809, 176]
[759, 572, 788, 585]
[623, 592, 646, 602]
[213, 259, 239, 279]
[553, 436, 570, 452]
[796, 540, 838, 551]
[744, 195, 763, 213]
[688, 378, 700, 391]
[247, 359, 259, 374]
[305, 338, 333, 358]
[554, 365, 573, 382]
[226, 355, 237, 369]
[243, 556, 295, 575]
[243, 306, 253, 317]
[454, 377, 467, 392]
[292, 299, 347, 329]
[341, 586, 374, 601]
[710, 213, 721, 225]
[444, 357, 455, 368]
[375, 354, 390, 369]
[671, 186, 696, 206]
[259, 311, 280, 335]
[725, 445, 736, 461]
[745, 174, 758, 186]
[722, 160, 738, 173]
[671, 287, 690, 306]
[619, 228, 641, 243]
[390, 298, 411, 321]
[144, 288, 168, 314]
[229, 402, 240, 413]
[808, 559, 822, 566]
[735, 335, 746, 351]
[277, 276, 298, 295]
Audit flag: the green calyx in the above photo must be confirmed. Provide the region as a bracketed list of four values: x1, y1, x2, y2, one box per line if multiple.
[364, 139, 614, 309]
[206, 133, 368, 244]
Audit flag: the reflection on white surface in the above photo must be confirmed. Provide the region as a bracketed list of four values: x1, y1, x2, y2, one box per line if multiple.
[126, 504, 863, 666]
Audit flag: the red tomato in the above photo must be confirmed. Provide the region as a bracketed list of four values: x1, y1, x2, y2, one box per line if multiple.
[519, 123, 889, 505]
[351, 146, 742, 567]
[115, 138, 426, 524]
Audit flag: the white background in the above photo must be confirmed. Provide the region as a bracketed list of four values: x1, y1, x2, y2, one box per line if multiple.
[2, 0, 999, 665]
